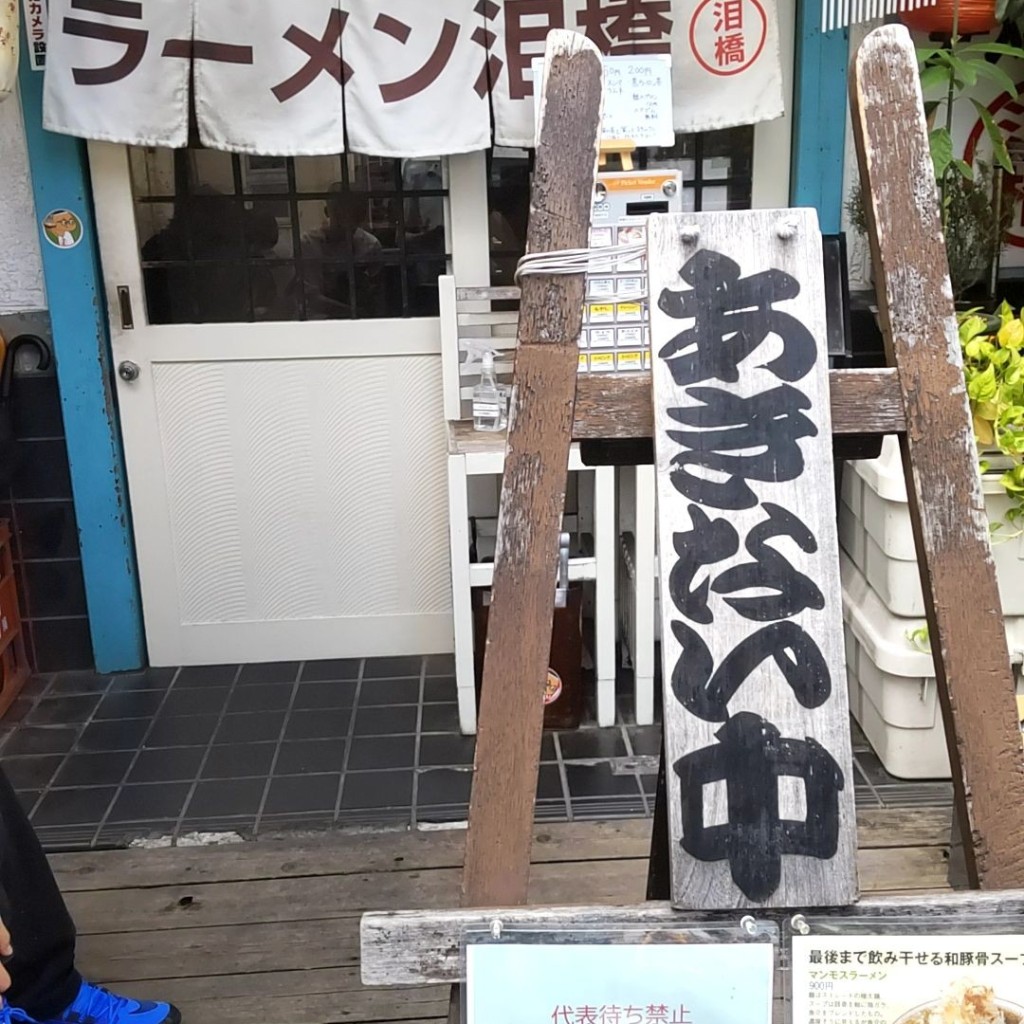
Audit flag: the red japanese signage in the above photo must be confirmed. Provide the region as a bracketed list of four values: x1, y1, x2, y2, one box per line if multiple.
[41, 0, 784, 155]
[688, 0, 768, 77]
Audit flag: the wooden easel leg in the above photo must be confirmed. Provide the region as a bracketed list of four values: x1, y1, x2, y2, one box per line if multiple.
[646, 744, 671, 900]
[852, 27, 1024, 888]
[947, 807, 971, 890]
[448, 32, 604, 1022]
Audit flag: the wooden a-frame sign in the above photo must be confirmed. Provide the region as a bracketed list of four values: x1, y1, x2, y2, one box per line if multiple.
[359, 21, 1024, 1013]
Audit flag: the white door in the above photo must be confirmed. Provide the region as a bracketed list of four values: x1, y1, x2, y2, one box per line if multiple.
[89, 143, 486, 666]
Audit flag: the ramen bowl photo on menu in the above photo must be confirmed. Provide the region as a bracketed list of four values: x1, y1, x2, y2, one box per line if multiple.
[895, 981, 1024, 1024]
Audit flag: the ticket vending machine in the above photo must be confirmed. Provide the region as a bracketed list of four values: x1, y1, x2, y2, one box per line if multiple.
[581, 169, 684, 374]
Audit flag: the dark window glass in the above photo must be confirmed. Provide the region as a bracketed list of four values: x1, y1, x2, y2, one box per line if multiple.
[486, 128, 755, 286]
[129, 148, 450, 324]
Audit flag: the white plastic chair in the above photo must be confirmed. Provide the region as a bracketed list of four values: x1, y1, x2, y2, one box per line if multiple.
[440, 275, 617, 734]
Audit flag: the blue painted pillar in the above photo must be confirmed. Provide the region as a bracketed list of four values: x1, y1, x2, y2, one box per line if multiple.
[17, 41, 146, 671]
[790, 0, 850, 233]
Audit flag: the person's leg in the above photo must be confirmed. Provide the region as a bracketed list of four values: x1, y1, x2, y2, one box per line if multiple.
[0, 764, 80, 1019]
[0, 764, 180, 1023]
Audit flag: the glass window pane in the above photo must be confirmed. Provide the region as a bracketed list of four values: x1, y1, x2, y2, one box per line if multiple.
[406, 259, 445, 317]
[702, 185, 730, 211]
[246, 200, 292, 259]
[347, 155, 398, 191]
[190, 150, 236, 194]
[647, 135, 697, 179]
[240, 155, 289, 194]
[294, 155, 343, 194]
[136, 202, 175, 252]
[129, 147, 175, 198]
[402, 158, 444, 190]
[702, 126, 754, 180]
[488, 149, 531, 287]
[129, 147, 449, 324]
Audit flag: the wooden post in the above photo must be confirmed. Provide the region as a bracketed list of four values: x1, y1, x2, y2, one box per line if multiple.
[460, 30, 604, 911]
[851, 25, 1024, 888]
[447, 33, 603, 1021]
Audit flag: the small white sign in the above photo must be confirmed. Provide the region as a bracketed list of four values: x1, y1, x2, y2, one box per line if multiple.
[533, 55, 674, 149]
[466, 941, 774, 1024]
[21, 0, 47, 71]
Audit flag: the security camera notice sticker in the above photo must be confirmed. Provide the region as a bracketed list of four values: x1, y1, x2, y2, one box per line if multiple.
[792, 934, 1024, 1024]
[41, 209, 83, 249]
[466, 941, 773, 1024]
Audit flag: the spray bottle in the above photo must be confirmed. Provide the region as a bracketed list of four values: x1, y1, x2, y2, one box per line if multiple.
[464, 340, 506, 432]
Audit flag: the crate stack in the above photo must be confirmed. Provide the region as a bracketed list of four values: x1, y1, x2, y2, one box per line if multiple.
[839, 436, 1024, 779]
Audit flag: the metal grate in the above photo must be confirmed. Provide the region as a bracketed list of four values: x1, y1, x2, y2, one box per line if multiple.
[821, 0, 937, 32]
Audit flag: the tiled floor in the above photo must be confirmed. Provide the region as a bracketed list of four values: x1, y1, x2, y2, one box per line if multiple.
[0, 655, 952, 851]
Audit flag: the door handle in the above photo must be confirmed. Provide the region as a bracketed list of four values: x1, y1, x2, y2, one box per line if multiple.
[118, 361, 140, 383]
[117, 286, 134, 330]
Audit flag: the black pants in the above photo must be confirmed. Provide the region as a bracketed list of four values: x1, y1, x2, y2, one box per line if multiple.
[0, 764, 80, 1018]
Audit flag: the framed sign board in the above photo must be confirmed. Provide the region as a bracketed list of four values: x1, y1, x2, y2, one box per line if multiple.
[791, 918, 1024, 1024]
[647, 208, 858, 911]
[465, 923, 776, 1024]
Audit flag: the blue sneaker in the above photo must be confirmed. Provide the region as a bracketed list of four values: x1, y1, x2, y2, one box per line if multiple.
[11, 982, 180, 1024]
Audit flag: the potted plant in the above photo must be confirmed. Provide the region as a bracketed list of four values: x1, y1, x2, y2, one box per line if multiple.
[959, 303, 1024, 535]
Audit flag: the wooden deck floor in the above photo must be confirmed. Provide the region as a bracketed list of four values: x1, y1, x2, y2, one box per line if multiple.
[49, 807, 952, 1024]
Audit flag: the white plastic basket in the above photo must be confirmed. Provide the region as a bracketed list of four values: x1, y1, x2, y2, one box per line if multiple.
[841, 550, 1024, 780]
[840, 435, 1024, 617]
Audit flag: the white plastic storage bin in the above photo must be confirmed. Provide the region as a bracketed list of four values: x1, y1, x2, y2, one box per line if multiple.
[839, 435, 1024, 617]
[841, 550, 1024, 780]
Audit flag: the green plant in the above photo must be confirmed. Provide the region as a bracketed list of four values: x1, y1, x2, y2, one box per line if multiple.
[906, 625, 931, 652]
[959, 301, 1024, 535]
[944, 163, 1015, 296]
[918, 38, 1024, 191]
[915, 18, 1024, 292]
[846, 166, 1010, 299]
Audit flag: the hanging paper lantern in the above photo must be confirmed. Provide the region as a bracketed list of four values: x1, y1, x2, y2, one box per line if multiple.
[0, 0, 18, 104]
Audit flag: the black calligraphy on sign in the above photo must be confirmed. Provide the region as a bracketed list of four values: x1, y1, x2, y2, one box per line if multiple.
[657, 247, 844, 903]
[666, 385, 817, 509]
[670, 619, 831, 723]
[674, 712, 844, 902]
[657, 250, 817, 387]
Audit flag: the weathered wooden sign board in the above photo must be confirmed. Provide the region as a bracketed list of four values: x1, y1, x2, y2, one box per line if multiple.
[359, 21, 1024, 1016]
[647, 209, 858, 910]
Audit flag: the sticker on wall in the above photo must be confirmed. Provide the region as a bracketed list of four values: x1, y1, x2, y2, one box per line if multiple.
[21, 0, 47, 71]
[543, 670, 563, 706]
[41, 209, 82, 249]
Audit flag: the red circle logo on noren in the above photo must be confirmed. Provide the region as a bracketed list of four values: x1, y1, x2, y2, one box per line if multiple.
[689, 0, 768, 77]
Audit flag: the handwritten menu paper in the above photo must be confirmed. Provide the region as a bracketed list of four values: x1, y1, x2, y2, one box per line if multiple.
[467, 941, 774, 1024]
[533, 55, 674, 147]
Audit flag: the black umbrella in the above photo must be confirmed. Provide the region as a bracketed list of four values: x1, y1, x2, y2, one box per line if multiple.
[0, 334, 53, 488]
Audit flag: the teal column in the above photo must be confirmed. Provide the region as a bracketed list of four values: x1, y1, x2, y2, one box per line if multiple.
[791, 0, 850, 233]
[17, 39, 146, 671]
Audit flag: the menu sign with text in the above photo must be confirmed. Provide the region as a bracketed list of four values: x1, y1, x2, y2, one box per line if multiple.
[467, 941, 774, 1024]
[793, 935, 1024, 1024]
